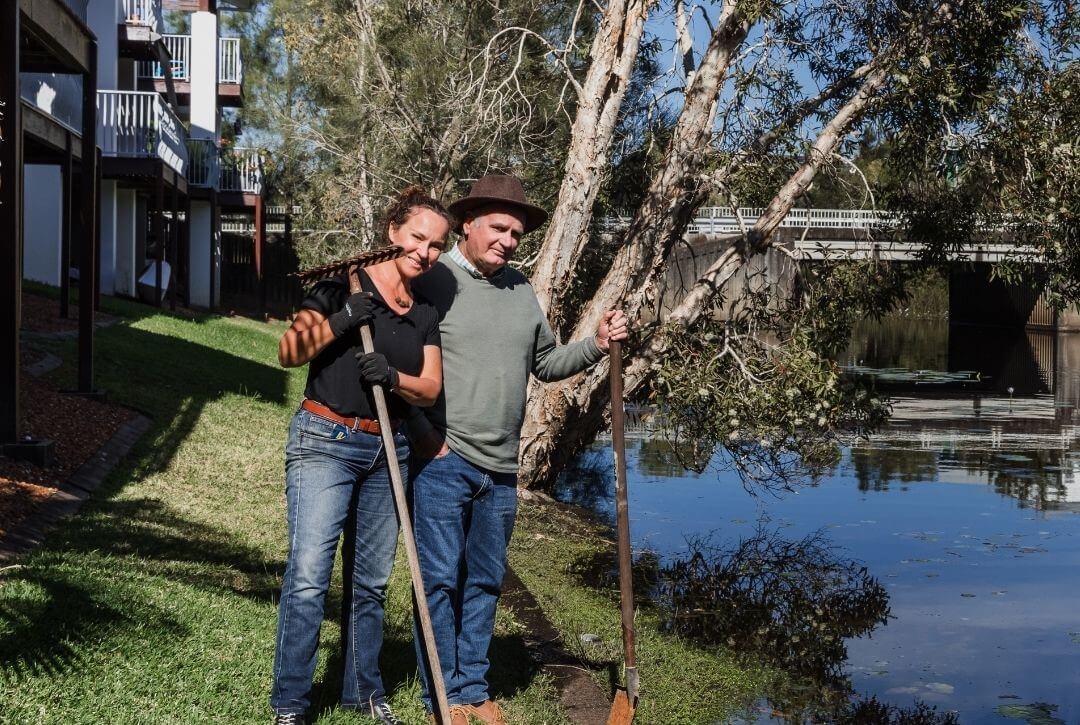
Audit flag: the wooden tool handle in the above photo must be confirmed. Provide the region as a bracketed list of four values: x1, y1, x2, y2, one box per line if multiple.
[609, 340, 638, 698]
[349, 267, 452, 724]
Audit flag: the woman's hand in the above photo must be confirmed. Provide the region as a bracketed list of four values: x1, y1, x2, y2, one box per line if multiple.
[355, 352, 400, 389]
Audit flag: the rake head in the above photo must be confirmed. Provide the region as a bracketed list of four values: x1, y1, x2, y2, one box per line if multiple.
[294, 246, 405, 285]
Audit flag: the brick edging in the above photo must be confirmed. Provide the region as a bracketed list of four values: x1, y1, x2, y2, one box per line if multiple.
[0, 414, 153, 562]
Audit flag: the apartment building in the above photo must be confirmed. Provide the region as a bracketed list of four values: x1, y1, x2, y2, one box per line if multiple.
[22, 0, 263, 311]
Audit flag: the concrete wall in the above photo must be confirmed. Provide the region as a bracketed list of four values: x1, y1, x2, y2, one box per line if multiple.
[188, 201, 218, 307]
[22, 166, 64, 287]
[654, 235, 798, 322]
[98, 180, 118, 295]
[189, 11, 219, 140]
[114, 189, 138, 296]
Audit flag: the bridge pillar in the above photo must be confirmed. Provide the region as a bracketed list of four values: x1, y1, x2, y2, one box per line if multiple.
[656, 235, 797, 322]
[949, 264, 1055, 329]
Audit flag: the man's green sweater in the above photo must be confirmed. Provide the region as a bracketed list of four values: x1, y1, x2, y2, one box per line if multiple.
[412, 253, 604, 473]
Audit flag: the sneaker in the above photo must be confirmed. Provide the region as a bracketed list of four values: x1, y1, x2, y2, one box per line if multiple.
[367, 699, 404, 725]
[457, 700, 508, 725]
[272, 714, 305, 725]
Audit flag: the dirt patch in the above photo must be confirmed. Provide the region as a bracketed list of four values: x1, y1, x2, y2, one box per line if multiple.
[19, 293, 119, 334]
[1, 373, 135, 537]
[501, 567, 614, 724]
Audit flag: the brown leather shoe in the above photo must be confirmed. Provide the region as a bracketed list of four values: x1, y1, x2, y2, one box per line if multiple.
[457, 701, 508, 725]
[430, 708, 470, 725]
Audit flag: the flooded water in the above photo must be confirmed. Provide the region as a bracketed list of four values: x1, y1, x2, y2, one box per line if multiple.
[556, 320, 1080, 723]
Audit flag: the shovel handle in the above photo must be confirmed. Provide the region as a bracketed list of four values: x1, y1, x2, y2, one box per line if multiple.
[609, 340, 637, 682]
[348, 266, 453, 724]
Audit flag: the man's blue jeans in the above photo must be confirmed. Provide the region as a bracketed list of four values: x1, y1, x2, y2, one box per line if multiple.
[410, 449, 518, 709]
[270, 409, 406, 715]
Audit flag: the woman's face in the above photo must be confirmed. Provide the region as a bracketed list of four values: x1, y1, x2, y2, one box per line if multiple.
[388, 207, 450, 280]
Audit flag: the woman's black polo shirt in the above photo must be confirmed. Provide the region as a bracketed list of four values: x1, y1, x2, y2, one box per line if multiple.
[299, 270, 440, 421]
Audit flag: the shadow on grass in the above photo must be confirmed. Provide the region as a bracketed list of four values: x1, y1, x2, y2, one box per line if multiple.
[2, 315, 290, 682]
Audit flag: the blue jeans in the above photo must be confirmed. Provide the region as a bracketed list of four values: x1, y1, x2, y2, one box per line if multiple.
[270, 409, 407, 715]
[409, 449, 518, 709]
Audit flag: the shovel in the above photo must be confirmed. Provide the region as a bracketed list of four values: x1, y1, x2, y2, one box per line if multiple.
[297, 247, 454, 725]
[606, 339, 639, 724]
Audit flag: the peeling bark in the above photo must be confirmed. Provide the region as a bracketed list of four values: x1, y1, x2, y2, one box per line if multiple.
[518, 61, 889, 491]
[530, 0, 652, 323]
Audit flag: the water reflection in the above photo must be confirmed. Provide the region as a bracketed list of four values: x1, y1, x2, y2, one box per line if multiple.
[556, 324, 1080, 723]
[658, 528, 890, 682]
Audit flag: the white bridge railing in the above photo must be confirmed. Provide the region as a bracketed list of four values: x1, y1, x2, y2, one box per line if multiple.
[97, 91, 188, 176]
[120, 0, 163, 33]
[686, 207, 894, 234]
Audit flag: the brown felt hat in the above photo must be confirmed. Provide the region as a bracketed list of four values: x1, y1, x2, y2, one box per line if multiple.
[447, 175, 549, 235]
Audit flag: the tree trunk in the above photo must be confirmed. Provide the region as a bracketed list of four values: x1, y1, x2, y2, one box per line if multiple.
[517, 63, 889, 491]
[519, 0, 754, 488]
[530, 0, 652, 323]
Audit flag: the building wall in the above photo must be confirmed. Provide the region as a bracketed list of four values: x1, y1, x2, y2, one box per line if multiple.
[114, 189, 138, 296]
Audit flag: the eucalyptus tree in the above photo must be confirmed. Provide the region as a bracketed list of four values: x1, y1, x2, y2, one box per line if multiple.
[516, 0, 1074, 490]
[271, 0, 1074, 490]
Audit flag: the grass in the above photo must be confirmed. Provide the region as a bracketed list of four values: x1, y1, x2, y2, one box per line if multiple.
[1, 293, 779, 723]
[510, 503, 784, 725]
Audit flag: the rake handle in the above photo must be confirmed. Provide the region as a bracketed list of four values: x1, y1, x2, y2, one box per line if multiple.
[349, 266, 452, 725]
[609, 340, 638, 702]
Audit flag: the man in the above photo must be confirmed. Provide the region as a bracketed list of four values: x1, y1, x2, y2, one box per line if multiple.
[408, 175, 628, 724]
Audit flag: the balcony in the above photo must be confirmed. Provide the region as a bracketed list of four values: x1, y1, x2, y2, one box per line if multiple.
[120, 0, 163, 34]
[186, 142, 263, 197]
[220, 147, 263, 194]
[97, 90, 188, 176]
[137, 35, 244, 106]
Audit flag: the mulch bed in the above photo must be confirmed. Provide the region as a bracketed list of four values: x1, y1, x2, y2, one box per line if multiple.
[0, 294, 135, 538]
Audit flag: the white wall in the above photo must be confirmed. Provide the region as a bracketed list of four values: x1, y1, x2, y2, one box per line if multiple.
[99, 180, 118, 295]
[189, 11, 219, 140]
[114, 189, 138, 296]
[188, 201, 215, 307]
[23, 166, 64, 287]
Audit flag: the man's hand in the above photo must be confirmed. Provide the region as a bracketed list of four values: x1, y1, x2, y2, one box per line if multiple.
[328, 292, 376, 338]
[356, 351, 400, 389]
[595, 310, 629, 354]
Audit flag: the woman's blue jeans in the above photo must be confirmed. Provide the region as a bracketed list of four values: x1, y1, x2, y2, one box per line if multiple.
[270, 409, 406, 715]
[409, 449, 518, 709]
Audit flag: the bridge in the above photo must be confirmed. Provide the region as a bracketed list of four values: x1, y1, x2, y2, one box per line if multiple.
[656, 207, 1076, 331]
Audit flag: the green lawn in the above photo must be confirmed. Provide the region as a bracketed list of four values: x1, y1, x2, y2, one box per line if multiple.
[0, 296, 776, 724]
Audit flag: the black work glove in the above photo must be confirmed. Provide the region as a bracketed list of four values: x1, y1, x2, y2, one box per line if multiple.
[356, 351, 400, 390]
[328, 292, 375, 338]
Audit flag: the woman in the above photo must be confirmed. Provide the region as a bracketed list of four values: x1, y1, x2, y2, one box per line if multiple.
[270, 186, 452, 725]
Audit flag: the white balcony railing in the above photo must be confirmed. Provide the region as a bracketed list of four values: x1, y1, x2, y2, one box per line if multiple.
[120, 0, 163, 34]
[218, 38, 243, 84]
[137, 36, 242, 85]
[97, 91, 188, 176]
[137, 34, 191, 81]
[219, 146, 263, 193]
[186, 138, 220, 189]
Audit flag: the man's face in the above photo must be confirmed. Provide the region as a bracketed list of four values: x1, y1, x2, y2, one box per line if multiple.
[461, 206, 526, 276]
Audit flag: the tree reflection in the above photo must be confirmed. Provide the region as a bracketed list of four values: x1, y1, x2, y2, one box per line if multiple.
[656, 527, 889, 683]
[850, 446, 939, 490]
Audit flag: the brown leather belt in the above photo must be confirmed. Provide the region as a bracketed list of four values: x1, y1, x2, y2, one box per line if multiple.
[301, 399, 398, 436]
